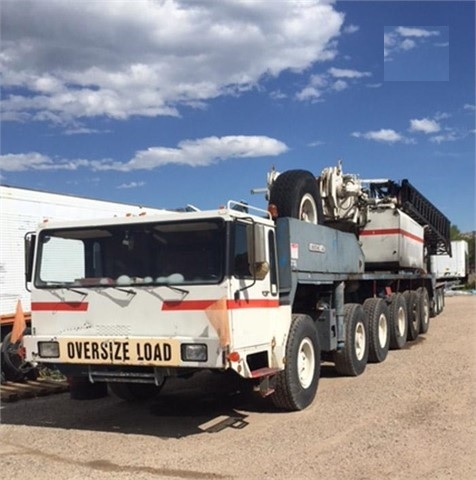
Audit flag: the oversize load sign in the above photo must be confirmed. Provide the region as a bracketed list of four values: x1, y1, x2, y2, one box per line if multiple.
[58, 338, 180, 365]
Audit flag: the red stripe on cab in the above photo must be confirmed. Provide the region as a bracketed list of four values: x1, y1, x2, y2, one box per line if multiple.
[31, 302, 88, 312]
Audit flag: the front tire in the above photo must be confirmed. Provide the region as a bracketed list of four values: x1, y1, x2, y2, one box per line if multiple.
[333, 304, 369, 376]
[272, 314, 320, 411]
[269, 170, 323, 224]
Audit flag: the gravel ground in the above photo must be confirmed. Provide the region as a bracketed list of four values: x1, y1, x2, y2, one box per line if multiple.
[1, 295, 475, 480]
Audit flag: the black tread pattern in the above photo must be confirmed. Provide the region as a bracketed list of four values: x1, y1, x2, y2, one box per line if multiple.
[363, 298, 390, 363]
[403, 290, 421, 341]
[269, 170, 323, 223]
[417, 287, 431, 333]
[272, 314, 320, 411]
[333, 303, 368, 376]
[388, 293, 408, 350]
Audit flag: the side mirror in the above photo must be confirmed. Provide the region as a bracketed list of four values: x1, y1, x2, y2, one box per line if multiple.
[247, 224, 269, 280]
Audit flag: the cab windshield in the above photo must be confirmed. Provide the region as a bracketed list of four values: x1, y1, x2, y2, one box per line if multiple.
[34, 219, 225, 288]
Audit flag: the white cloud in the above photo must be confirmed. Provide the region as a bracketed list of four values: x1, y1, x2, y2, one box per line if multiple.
[296, 67, 371, 102]
[400, 38, 416, 51]
[385, 26, 443, 61]
[0, 135, 288, 172]
[308, 140, 325, 147]
[351, 129, 413, 144]
[295, 73, 328, 102]
[117, 181, 146, 189]
[429, 131, 459, 144]
[328, 67, 371, 79]
[0, 152, 90, 171]
[332, 80, 348, 91]
[1, 0, 344, 125]
[409, 118, 441, 134]
[343, 24, 359, 34]
[464, 104, 476, 111]
[395, 27, 440, 38]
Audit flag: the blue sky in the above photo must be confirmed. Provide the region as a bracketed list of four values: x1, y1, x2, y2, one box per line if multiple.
[1, 0, 475, 232]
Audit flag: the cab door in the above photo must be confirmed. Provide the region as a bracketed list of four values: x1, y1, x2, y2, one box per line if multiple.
[228, 220, 279, 350]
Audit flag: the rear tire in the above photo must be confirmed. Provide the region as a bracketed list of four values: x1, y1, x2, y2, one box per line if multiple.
[109, 382, 164, 402]
[388, 293, 408, 350]
[333, 304, 369, 376]
[363, 298, 390, 363]
[269, 170, 323, 224]
[403, 290, 420, 341]
[272, 314, 320, 411]
[417, 287, 430, 334]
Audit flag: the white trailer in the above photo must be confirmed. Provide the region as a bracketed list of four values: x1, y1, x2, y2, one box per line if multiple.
[0, 185, 167, 324]
[430, 240, 468, 281]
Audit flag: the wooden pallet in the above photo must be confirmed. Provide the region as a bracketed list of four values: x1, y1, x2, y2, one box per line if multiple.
[0, 378, 69, 403]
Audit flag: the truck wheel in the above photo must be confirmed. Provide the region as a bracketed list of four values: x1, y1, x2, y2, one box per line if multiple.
[388, 293, 408, 350]
[1, 330, 38, 382]
[438, 288, 445, 315]
[403, 290, 420, 341]
[69, 376, 108, 400]
[417, 287, 430, 334]
[363, 298, 390, 363]
[272, 314, 320, 411]
[268, 170, 322, 224]
[333, 304, 369, 376]
[109, 381, 165, 402]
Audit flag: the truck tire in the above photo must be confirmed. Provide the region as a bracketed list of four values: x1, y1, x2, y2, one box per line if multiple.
[363, 298, 390, 363]
[109, 381, 165, 402]
[403, 290, 420, 341]
[388, 293, 408, 350]
[272, 314, 320, 411]
[268, 170, 323, 224]
[438, 288, 445, 315]
[333, 304, 369, 376]
[69, 376, 108, 400]
[1, 330, 38, 382]
[417, 287, 430, 334]
[430, 292, 437, 318]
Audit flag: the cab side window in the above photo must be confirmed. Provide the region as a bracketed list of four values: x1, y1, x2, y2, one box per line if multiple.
[233, 223, 252, 278]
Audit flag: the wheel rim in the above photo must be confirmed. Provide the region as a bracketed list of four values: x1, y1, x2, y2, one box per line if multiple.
[297, 337, 315, 389]
[299, 194, 318, 224]
[377, 313, 388, 348]
[355, 321, 366, 361]
[397, 307, 406, 336]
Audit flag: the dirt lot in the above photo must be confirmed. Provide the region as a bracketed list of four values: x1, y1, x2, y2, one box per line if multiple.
[1, 296, 475, 480]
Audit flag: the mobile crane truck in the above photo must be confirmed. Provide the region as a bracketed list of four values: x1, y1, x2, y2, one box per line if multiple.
[21, 162, 450, 410]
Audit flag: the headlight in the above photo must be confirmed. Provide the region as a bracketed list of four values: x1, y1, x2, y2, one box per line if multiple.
[181, 344, 207, 362]
[38, 341, 60, 358]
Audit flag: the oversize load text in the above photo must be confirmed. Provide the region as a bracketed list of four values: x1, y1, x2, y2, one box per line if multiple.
[65, 340, 172, 362]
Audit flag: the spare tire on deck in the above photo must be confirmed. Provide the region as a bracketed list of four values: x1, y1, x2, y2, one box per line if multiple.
[269, 170, 323, 224]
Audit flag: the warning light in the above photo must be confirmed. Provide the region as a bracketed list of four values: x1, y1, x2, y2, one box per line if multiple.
[227, 351, 240, 362]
